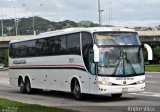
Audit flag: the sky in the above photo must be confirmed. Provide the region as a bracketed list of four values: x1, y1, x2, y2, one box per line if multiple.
[0, 0, 160, 27]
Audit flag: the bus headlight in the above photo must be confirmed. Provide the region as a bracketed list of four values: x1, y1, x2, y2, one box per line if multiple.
[98, 81, 107, 85]
[136, 80, 145, 84]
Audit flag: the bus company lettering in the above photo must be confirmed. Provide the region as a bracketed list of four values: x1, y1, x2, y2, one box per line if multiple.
[13, 60, 26, 64]
[116, 77, 134, 80]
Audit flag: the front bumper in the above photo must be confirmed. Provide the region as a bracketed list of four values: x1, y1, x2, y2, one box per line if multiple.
[97, 84, 145, 95]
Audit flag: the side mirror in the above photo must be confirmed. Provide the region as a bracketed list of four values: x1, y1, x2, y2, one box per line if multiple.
[144, 44, 153, 60]
[93, 44, 99, 63]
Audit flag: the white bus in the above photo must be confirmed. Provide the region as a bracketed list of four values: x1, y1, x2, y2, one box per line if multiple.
[9, 27, 152, 100]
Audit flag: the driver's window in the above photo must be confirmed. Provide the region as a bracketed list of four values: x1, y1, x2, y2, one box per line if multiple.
[82, 32, 94, 74]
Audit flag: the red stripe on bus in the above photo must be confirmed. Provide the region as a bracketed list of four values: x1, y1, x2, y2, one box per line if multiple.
[10, 64, 85, 68]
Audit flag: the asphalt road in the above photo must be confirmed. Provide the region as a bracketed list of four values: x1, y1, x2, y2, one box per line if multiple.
[0, 71, 160, 112]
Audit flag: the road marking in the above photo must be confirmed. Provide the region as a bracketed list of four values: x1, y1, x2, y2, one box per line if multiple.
[130, 92, 160, 97]
[146, 81, 160, 84]
[146, 75, 160, 78]
[146, 76, 152, 78]
[146, 72, 160, 74]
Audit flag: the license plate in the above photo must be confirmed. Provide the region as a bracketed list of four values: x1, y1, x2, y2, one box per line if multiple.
[122, 88, 128, 93]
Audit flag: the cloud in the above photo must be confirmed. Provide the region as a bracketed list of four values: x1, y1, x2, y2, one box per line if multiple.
[1, 0, 160, 27]
[113, 20, 160, 27]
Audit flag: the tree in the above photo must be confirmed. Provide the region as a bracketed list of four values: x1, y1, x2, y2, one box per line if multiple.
[0, 49, 8, 67]
[153, 45, 160, 63]
[143, 48, 148, 62]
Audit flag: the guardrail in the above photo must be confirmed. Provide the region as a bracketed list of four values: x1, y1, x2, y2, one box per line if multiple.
[137, 30, 160, 36]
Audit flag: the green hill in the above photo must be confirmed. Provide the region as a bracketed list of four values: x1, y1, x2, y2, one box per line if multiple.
[0, 16, 96, 36]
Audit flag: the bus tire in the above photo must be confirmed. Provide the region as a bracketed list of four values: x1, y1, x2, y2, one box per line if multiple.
[19, 78, 26, 93]
[111, 93, 122, 98]
[72, 79, 83, 100]
[25, 78, 33, 94]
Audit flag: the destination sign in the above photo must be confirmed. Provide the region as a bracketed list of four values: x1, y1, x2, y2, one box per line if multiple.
[96, 35, 113, 38]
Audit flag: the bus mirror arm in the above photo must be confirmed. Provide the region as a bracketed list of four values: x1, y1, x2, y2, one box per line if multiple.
[93, 44, 99, 77]
[144, 44, 153, 60]
[95, 62, 98, 77]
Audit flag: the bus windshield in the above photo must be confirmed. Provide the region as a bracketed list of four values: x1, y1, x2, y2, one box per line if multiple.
[94, 32, 144, 76]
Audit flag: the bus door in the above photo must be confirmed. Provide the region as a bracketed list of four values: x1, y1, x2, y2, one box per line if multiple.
[88, 50, 99, 94]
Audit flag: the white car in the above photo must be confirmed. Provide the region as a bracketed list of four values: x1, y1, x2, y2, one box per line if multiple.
[0, 63, 4, 70]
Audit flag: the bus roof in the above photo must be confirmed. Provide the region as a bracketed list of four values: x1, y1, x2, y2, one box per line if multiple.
[10, 27, 136, 43]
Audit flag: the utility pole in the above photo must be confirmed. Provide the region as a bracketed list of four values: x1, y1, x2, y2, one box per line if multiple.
[98, 0, 101, 26]
[15, 18, 20, 36]
[33, 16, 35, 35]
[32, 9, 36, 35]
[1, 8, 3, 36]
[22, 3, 43, 35]
[14, 4, 18, 36]
[108, 0, 112, 26]
[14, 6, 19, 36]
[98, 0, 104, 26]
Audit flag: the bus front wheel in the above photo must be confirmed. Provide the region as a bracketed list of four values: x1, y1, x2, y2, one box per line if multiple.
[73, 79, 83, 100]
[111, 93, 122, 98]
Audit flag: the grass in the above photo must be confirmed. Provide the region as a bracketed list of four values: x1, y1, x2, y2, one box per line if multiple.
[145, 64, 160, 72]
[0, 98, 75, 112]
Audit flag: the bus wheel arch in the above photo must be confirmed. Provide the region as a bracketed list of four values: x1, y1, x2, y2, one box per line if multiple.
[18, 76, 26, 93]
[71, 77, 83, 100]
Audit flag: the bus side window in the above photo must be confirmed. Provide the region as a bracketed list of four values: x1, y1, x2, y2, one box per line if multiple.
[9, 44, 14, 58]
[67, 33, 81, 55]
[82, 32, 93, 74]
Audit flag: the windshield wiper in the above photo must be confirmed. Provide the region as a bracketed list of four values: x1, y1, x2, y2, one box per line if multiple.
[112, 51, 137, 75]
[125, 58, 137, 75]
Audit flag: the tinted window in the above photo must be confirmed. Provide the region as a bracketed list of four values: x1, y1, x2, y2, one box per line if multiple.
[46, 35, 67, 55]
[35, 39, 47, 56]
[67, 33, 80, 55]
[18, 42, 27, 57]
[9, 44, 14, 58]
[59, 35, 67, 54]
[82, 32, 93, 49]
[9, 33, 81, 58]
[26, 40, 36, 57]
[82, 32, 93, 71]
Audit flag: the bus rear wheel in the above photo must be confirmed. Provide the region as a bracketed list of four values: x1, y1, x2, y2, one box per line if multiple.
[111, 93, 122, 98]
[25, 79, 33, 94]
[73, 79, 83, 100]
[19, 78, 26, 93]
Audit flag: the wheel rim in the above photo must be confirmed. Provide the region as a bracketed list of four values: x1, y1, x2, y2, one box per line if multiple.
[26, 81, 30, 92]
[20, 80, 24, 91]
[73, 80, 81, 98]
